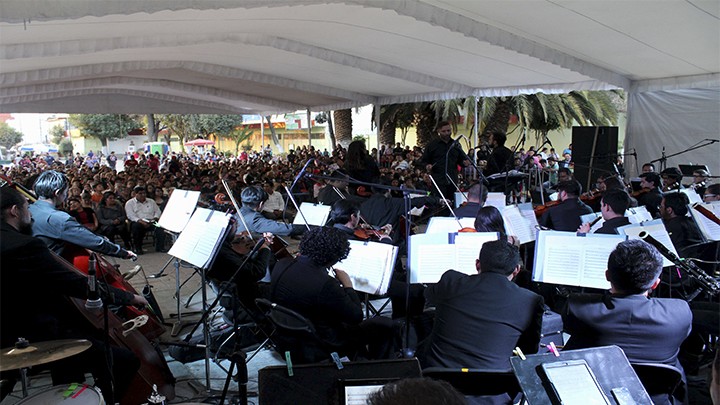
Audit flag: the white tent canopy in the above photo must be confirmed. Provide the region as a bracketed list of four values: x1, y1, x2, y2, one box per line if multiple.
[1, 1, 718, 172]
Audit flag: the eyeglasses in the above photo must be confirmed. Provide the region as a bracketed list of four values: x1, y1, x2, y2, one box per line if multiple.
[704, 194, 717, 199]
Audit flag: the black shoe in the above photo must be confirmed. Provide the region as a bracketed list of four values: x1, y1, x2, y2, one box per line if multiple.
[136, 249, 145, 255]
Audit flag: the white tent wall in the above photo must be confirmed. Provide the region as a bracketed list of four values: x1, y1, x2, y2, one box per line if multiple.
[625, 85, 720, 178]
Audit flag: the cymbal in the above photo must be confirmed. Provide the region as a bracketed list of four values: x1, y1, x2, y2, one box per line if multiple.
[0, 339, 92, 372]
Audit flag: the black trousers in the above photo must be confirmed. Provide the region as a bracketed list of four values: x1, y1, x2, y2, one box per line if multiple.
[130, 222, 166, 251]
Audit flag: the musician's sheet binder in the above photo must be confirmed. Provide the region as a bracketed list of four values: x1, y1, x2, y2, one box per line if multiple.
[409, 232, 499, 283]
[532, 231, 626, 289]
[157, 189, 200, 233]
[168, 207, 231, 269]
[334, 240, 398, 295]
[617, 219, 679, 267]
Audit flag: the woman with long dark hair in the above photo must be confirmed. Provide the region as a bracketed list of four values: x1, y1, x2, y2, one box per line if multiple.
[344, 140, 379, 196]
[474, 206, 519, 246]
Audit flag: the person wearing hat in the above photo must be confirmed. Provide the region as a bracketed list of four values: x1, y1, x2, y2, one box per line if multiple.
[239, 185, 305, 237]
[660, 167, 684, 192]
[125, 185, 165, 254]
[637, 172, 664, 219]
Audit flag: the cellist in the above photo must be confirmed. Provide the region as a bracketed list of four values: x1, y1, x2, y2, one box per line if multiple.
[0, 186, 148, 404]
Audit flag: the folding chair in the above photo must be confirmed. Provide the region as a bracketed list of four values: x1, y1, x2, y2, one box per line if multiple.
[630, 362, 685, 405]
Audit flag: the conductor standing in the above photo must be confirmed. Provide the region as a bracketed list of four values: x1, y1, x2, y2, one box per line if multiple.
[420, 121, 468, 197]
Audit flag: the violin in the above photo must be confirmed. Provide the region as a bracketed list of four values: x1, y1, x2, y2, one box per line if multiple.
[662, 181, 680, 192]
[533, 200, 560, 218]
[353, 223, 392, 241]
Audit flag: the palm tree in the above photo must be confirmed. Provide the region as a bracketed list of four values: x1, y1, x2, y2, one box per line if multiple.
[333, 109, 353, 147]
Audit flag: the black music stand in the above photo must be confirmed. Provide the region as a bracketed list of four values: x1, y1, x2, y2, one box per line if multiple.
[510, 345, 652, 404]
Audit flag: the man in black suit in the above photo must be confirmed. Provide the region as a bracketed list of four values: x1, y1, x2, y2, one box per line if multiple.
[539, 180, 593, 231]
[660, 192, 704, 253]
[578, 189, 631, 235]
[452, 182, 487, 218]
[0, 187, 145, 404]
[562, 239, 692, 403]
[484, 132, 514, 177]
[421, 240, 544, 370]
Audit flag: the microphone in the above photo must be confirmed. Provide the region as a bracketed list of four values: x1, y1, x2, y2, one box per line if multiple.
[289, 158, 314, 194]
[85, 254, 102, 311]
[545, 138, 553, 148]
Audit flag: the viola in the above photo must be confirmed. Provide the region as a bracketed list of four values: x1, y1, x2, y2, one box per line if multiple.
[50, 250, 176, 404]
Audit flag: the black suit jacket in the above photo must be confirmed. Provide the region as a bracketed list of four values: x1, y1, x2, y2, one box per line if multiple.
[271, 256, 363, 348]
[595, 216, 631, 234]
[562, 292, 691, 370]
[422, 271, 544, 370]
[0, 222, 133, 347]
[539, 198, 593, 231]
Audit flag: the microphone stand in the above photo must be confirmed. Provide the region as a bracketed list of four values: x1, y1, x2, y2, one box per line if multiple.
[649, 139, 718, 171]
[91, 254, 116, 405]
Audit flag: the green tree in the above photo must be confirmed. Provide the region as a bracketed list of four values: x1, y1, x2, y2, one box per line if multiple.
[145, 114, 167, 143]
[157, 114, 193, 146]
[219, 127, 254, 156]
[194, 114, 244, 138]
[58, 138, 73, 157]
[49, 124, 66, 145]
[68, 114, 141, 148]
[0, 123, 23, 148]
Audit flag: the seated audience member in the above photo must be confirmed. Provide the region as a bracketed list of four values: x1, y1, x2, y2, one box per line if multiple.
[562, 239, 691, 403]
[539, 180, 593, 231]
[453, 182, 487, 218]
[29, 170, 134, 259]
[260, 180, 290, 220]
[124, 186, 166, 254]
[660, 192, 704, 253]
[368, 378, 465, 405]
[239, 185, 305, 237]
[67, 196, 99, 232]
[422, 240, 544, 370]
[577, 189, 631, 235]
[271, 226, 395, 360]
[96, 191, 132, 249]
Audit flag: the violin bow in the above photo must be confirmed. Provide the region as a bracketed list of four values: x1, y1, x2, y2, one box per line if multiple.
[428, 173, 464, 230]
[221, 178, 254, 241]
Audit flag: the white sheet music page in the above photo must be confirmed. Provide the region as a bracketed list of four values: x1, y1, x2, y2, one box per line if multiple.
[292, 202, 331, 226]
[168, 207, 231, 268]
[426, 217, 474, 234]
[450, 232, 499, 272]
[617, 219, 678, 267]
[409, 233, 454, 283]
[625, 206, 653, 224]
[485, 192, 507, 211]
[533, 231, 625, 289]
[690, 203, 720, 241]
[502, 205, 535, 244]
[681, 189, 703, 204]
[335, 240, 398, 295]
[157, 189, 201, 233]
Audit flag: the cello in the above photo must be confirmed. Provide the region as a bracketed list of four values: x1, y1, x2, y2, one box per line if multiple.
[53, 251, 176, 404]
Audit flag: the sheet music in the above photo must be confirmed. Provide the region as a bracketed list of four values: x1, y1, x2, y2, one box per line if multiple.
[580, 212, 601, 224]
[409, 232, 498, 283]
[690, 203, 720, 241]
[451, 232, 500, 271]
[617, 219, 678, 266]
[343, 385, 384, 405]
[454, 191, 467, 208]
[625, 206, 652, 224]
[518, 203, 540, 237]
[334, 240, 398, 295]
[292, 202, 331, 226]
[681, 188, 703, 204]
[157, 189, 200, 233]
[426, 216, 474, 234]
[502, 205, 535, 244]
[485, 192, 507, 211]
[168, 207, 231, 269]
[533, 231, 626, 289]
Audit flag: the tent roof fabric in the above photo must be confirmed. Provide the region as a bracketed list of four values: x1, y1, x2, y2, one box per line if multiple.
[1, 0, 718, 114]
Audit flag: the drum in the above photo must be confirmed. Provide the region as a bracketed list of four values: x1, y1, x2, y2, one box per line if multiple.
[17, 384, 104, 404]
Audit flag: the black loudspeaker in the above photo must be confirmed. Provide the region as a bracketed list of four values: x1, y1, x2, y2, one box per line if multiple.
[571, 127, 619, 193]
[258, 358, 422, 405]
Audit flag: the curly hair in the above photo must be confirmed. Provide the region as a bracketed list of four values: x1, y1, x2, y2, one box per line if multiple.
[368, 378, 465, 405]
[298, 226, 350, 267]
